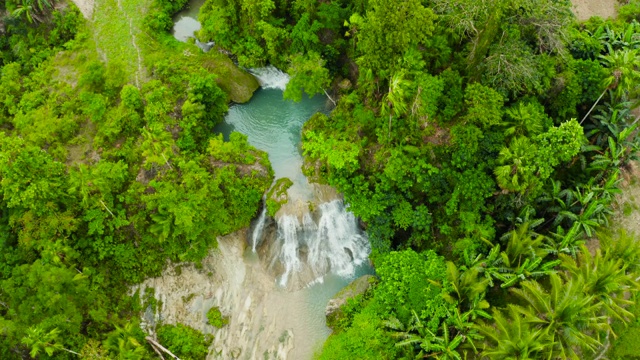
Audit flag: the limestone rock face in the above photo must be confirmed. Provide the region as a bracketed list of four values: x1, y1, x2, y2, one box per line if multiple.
[325, 274, 376, 329]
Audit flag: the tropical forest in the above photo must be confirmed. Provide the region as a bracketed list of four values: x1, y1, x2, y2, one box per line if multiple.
[2, 0, 640, 359]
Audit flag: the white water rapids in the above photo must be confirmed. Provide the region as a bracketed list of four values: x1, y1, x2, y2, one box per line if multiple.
[249, 66, 291, 91]
[258, 199, 371, 288]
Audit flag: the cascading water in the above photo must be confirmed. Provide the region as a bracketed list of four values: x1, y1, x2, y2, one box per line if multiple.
[220, 66, 371, 289]
[250, 206, 267, 252]
[164, 2, 372, 358]
[308, 201, 370, 278]
[269, 200, 371, 287]
[276, 215, 304, 287]
[249, 66, 290, 91]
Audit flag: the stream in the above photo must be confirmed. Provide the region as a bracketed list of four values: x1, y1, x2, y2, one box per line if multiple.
[137, 4, 374, 359]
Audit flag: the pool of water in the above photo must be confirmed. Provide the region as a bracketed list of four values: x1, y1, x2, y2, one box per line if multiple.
[172, 0, 205, 42]
[216, 86, 331, 201]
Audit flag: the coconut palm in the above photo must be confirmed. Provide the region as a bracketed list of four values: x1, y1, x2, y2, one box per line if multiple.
[600, 230, 640, 275]
[386, 311, 466, 360]
[442, 261, 490, 309]
[601, 48, 640, 101]
[477, 305, 554, 360]
[104, 322, 147, 360]
[581, 48, 640, 124]
[474, 223, 559, 288]
[545, 224, 585, 257]
[584, 103, 631, 148]
[511, 273, 609, 359]
[502, 100, 546, 139]
[561, 247, 638, 323]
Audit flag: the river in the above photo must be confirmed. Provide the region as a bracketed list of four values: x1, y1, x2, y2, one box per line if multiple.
[141, 3, 375, 359]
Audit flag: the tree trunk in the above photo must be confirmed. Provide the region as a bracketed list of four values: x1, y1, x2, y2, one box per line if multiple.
[145, 337, 180, 360]
[580, 88, 608, 125]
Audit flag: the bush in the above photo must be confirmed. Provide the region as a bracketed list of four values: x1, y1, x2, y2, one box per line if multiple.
[206, 306, 229, 328]
[156, 323, 211, 360]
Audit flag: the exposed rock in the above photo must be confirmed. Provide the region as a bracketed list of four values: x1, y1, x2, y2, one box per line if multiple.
[571, 0, 617, 22]
[325, 274, 376, 329]
[131, 230, 328, 359]
[70, 0, 95, 19]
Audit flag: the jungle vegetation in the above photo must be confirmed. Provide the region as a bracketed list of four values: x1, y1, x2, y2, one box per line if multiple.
[2, 0, 640, 359]
[196, 0, 640, 358]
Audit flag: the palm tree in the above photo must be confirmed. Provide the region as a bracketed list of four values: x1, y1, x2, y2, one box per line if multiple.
[141, 123, 174, 169]
[502, 101, 545, 139]
[442, 261, 490, 309]
[10, 0, 54, 24]
[600, 230, 640, 275]
[546, 224, 585, 257]
[592, 169, 622, 203]
[561, 247, 637, 323]
[601, 48, 640, 101]
[477, 305, 554, 360]
[511, 273, 609, 359]
[104, 322, 147, 360]
[474, 223, 559, 288]
[584, 103, 630, 148]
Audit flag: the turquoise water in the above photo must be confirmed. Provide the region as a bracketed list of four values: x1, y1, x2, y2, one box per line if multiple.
[222, 83, 373, 358]
[216, 88, 331, 200]
[170, 2, 373, 355]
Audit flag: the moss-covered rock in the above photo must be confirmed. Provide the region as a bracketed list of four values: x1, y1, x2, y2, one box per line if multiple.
[325, 274, 376, 330]
[213, 55, 259, 103]
[266, 177, 293, 217]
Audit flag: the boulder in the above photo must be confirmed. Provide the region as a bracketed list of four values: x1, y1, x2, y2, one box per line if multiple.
[325, 274, 376, 330]
[209, 55, 260, 104]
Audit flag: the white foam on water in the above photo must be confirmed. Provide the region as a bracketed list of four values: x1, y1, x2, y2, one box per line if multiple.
[250, 66, 290, 91]
[277, 215, 303, 287]
[250, 206, 267, 252]
[273, 200, 371, 287]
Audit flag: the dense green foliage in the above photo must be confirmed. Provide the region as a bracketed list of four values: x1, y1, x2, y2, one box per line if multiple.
[0, 0, 271, 357]
[3, 0, 640, 358]
[156, 323, 211, 359]
[194, 0, 640, 358]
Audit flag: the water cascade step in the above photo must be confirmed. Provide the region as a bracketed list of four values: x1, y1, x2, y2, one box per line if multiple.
[249, 66, 290, 91]
[252, 199, 371, 287]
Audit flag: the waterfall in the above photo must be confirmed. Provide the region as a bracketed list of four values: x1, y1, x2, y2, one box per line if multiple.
[307, 201, 370, 278]
[249, 66, 290, 91]
[273, 199, 371, 287]
[250, 207, 267, 252]
[278, 215, 303, 287]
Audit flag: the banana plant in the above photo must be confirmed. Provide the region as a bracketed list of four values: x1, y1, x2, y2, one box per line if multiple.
[388, 311, 465, 360]
[473, 223, 559, 288]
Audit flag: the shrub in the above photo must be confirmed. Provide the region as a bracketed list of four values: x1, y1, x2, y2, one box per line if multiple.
[206, 306, 229, 328]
